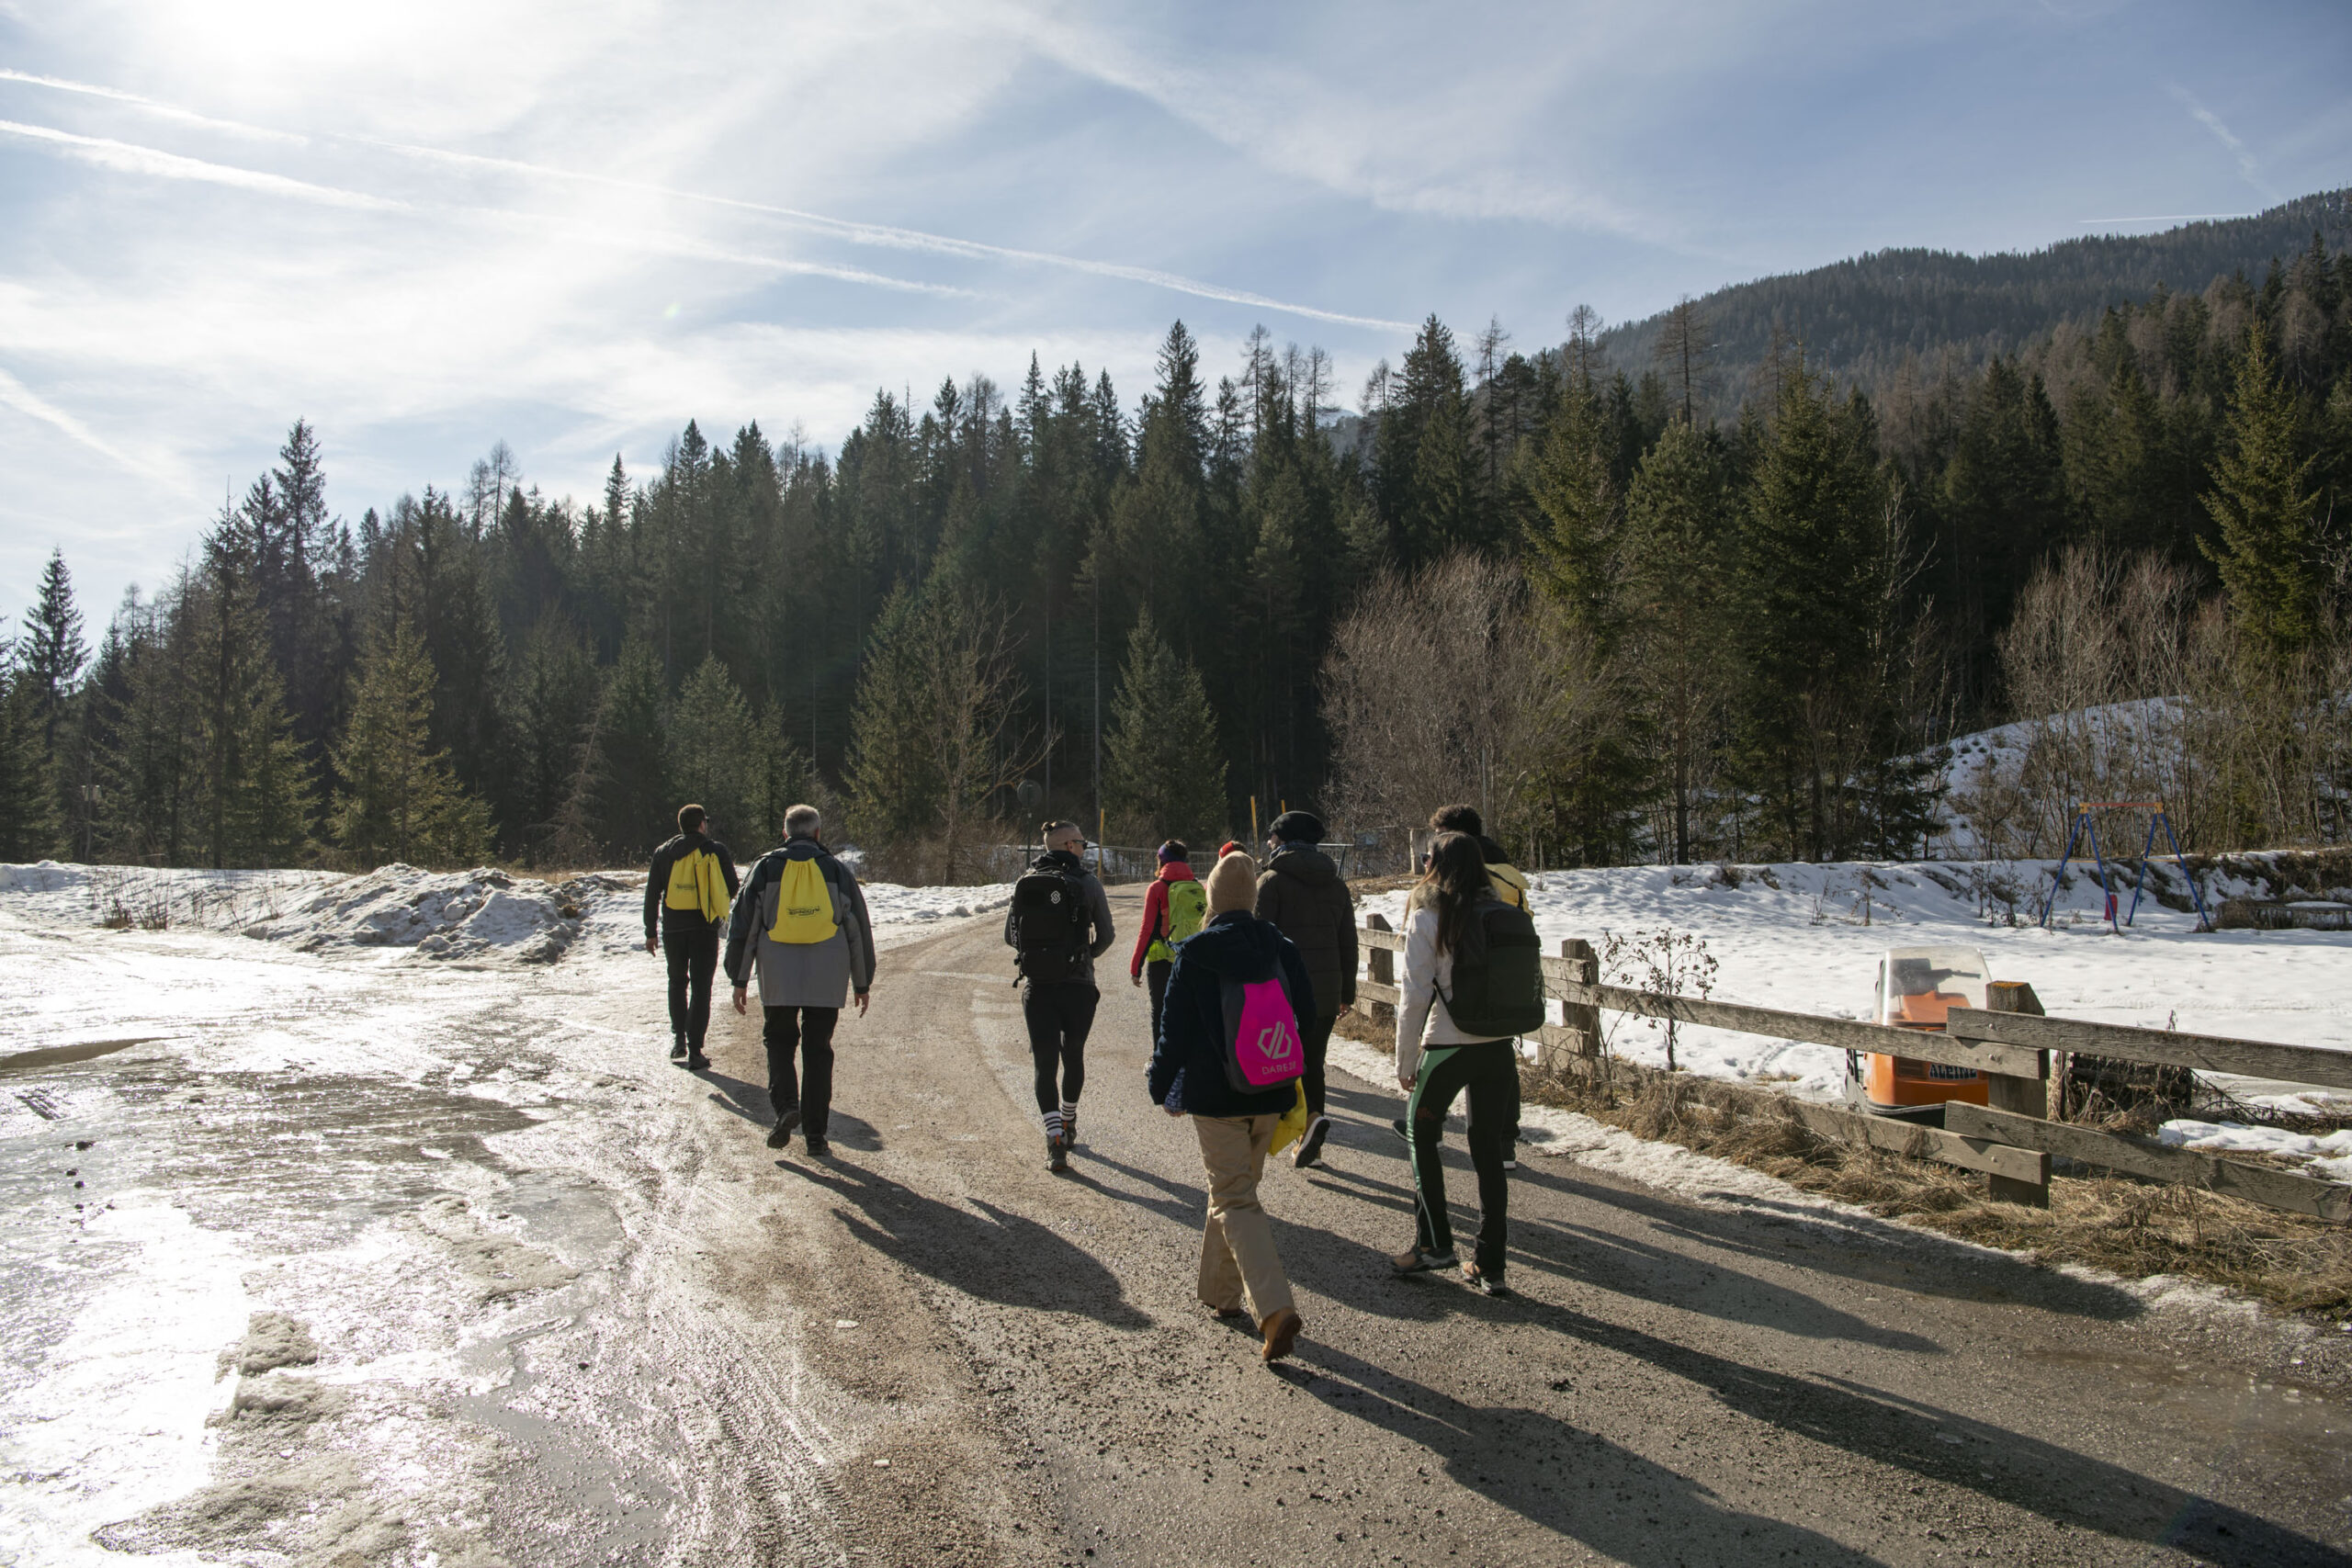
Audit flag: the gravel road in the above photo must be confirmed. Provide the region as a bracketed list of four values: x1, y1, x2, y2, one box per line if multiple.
[8, 884, 2347, 1567]
[675, 889, 2352, 1567]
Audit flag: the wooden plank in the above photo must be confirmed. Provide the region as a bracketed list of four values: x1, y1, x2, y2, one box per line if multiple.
[1357, 979, 1401, 1007]
[1946, 1103, 2352, 1224]
[1948, 1009, 2352, 1092]
[1548, 979, 2048, 1078]
[1358, 924, 1405, 953]
[1666, 1077, 2048, 1184]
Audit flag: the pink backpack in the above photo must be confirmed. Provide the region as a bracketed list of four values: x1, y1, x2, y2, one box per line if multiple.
[1218, 975, 1305, 1092]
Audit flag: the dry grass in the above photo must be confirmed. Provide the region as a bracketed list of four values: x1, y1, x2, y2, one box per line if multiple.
[1511, 1053, 2352, 1320]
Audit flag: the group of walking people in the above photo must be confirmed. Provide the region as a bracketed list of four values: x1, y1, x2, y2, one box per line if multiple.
[645, 798, 1538, 1370]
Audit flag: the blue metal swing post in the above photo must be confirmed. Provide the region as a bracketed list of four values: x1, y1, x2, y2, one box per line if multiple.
[2041, 808, 2090, 928]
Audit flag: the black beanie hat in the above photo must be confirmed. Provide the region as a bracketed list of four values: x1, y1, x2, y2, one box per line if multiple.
[1268, 809, 1324, 844]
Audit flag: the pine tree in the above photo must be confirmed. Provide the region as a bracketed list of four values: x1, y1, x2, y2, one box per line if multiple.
[330, 626, 492, 868]
[2202, 323, 2325, 660]
[22, 548, 86, 851]
[1103, 608, 1228, 845]
[667, 653, 760, 844]
[844, 584, 942, 860]
[589, 637, 669, 859]
[0, 646, 62, 860]
[1623, 421, 1731, 861]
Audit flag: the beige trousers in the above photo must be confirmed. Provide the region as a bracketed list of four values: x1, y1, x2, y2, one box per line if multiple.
[1191, 1113, 1296, 1320]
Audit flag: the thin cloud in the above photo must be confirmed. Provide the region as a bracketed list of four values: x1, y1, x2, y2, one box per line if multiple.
[0, 65, 1409, 333]
[2167, 85, 2282, 204]
[0, 363, 148, 475]
[0, 65, 308, 146]
[0, 118, 407, 211]
[0, 116, 967, 297]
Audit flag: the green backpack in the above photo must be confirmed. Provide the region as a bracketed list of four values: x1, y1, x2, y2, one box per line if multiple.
[1149, 878, 1209, 962]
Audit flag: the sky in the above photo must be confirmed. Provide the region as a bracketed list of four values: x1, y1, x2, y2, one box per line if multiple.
[1, 0, 2348, 623]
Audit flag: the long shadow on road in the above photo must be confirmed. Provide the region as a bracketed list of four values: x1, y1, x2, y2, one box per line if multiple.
[1283, 1339, 1886, 1568]
[1514, 1292, 2348, 1568]
[794, 1155, 1152, 1330]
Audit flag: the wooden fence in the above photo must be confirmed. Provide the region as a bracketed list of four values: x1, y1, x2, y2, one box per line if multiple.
[1351, 915, 2352, 1223]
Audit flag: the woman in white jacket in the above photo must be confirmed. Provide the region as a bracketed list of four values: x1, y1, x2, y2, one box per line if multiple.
[1391, 831, 1517, 1295]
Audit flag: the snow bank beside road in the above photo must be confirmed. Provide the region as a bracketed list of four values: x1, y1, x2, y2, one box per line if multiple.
[243, 865, 623, 964]
[1359, 854, 2352, 1122]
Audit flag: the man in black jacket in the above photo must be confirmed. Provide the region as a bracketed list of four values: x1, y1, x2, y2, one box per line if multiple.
[644, 804, 740, 1069]
[1253, 809, 1355, 1168]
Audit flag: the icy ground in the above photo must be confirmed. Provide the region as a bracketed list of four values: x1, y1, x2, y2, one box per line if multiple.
[0, 860, 1012, 1566]
[1359, 853, 2352, 1179]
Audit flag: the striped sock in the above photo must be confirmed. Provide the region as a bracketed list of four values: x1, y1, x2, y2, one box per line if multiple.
[1043, 1109, 1064, 1140]
[1059, 1102, 1079, 1139]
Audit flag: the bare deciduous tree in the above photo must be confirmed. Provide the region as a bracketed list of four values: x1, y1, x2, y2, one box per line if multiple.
[1320, 551, 1608, 863]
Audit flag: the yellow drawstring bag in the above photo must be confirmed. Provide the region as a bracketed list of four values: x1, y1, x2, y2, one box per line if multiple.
[1271, 1080, 1308, 1156]
[694, 848, 730, 924]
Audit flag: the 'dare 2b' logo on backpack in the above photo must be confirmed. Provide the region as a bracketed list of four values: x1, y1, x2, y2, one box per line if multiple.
[1007, 861, 1092, 982]
[1217, 972, 1305, 1093]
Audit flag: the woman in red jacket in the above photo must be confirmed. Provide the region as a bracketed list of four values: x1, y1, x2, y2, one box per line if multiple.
[1129, 840, 1205, 1044]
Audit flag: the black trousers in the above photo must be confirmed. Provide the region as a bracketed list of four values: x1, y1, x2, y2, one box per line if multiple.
[1406, 1042, 1515, 1277]
[1301, 1010, 1336, 1118]
[1023, 980, 1098, 1114]
[764, 1006, 838, 1137]
[662, 921, 718, 1047]
[1146, 959, 1171, 1046]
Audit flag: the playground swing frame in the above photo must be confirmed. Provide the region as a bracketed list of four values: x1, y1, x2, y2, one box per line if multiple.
[2037, 800, 2211, 932]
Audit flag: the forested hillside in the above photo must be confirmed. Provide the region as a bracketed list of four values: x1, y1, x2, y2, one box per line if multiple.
[1600, 189, 2352, 421]
[3, 208, 2349, 878]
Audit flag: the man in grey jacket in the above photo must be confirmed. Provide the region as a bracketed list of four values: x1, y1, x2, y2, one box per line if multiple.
[725, 805, 876, 1158]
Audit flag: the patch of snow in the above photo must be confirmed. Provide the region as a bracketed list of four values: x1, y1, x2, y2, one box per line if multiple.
[1359, 854, 2352, 1109]
[241, 865, 604, 964]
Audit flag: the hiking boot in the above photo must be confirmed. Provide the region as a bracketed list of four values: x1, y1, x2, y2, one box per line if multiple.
[765, 1106, 801, 1150]
[1258, 1307, 1302, 1364]
[1046, 1132, 1069, 1174]
[1464, 1264, 1514, 1298]
[669, 1032, 688, 1063]
[1060, 1106, 1078, 1147]
[1390, 1245, 1457, 1275]
[803, 1135, 831, 1158]
[685, 1050, 710, 1071]
[1293, 1115, 1331, 1168]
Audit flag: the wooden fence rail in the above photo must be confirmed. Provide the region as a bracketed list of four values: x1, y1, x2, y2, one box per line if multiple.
[1352, 919, 2352, 1222]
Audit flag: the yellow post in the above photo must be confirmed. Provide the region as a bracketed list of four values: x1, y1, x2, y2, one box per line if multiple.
[1250, 795, 1259, 843]
[1097, 807, 1105, 871]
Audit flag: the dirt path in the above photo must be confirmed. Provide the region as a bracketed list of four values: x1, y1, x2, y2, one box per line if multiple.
[672, 891, 2352, 1567]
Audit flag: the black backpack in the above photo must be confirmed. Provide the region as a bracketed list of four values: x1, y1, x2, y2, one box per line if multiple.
[1439, 896, 1546, 1037]
[1007, 858, 1092, 983]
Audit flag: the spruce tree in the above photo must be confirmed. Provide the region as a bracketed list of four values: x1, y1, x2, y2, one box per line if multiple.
[2202, 323, 2324, 660]
[1103, 608, 1228, 845]
[330, 626, 492, 869]
[0, 649, 61, 860]
[667, 653, 759, 844]
[844, 584, 944, 859]
[589, 637, 669, 858]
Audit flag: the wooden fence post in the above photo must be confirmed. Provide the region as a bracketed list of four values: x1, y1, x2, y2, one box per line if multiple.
[1359, 911, 1396, 1026]
[1559, 938, 1600, 1066]
[1983, 980, 2050, 1207]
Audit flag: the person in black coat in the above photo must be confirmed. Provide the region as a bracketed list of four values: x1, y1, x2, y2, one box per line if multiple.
[1147, 852, 1316, 1363]
[643, 803, 739, 1068]
[1253, 809, 1356, 1168]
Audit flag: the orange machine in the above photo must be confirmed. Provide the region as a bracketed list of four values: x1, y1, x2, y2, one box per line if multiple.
[1845, 946, 1993, 1123]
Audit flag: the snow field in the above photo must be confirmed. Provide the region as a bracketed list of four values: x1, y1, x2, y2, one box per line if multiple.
[1357, 855, 2352, 1181]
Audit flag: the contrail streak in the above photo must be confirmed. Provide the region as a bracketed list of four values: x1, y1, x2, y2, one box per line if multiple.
[0, 64, 1411, 333]
[0, 364, 145, 475]
[0, 118, 406, 210]
[0, 117, 969, 295]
